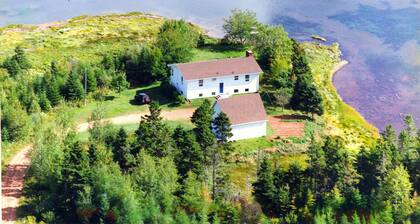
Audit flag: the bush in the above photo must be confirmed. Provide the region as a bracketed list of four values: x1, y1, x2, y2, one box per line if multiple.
[261, 89, 292, 107]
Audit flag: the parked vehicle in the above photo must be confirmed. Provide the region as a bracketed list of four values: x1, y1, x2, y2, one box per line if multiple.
[134, 92, 151, 105]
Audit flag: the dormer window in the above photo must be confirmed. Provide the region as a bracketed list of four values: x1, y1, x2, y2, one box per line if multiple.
[199, 79, 203, 87]
[245, 75, 250, 82]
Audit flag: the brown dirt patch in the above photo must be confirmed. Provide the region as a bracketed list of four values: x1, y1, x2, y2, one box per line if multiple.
[268, 115, 305, 139]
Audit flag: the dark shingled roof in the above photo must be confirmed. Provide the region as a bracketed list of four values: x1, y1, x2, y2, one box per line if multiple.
[173, 56, 262, 80]
[216, 93, 267, 125]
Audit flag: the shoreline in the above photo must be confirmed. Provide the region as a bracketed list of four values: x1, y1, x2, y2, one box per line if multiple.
[329, 58, 379, 147]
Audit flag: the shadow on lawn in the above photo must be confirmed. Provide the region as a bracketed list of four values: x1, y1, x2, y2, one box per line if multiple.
[272, 114, 311, 121]
[128, 85, 181, 108]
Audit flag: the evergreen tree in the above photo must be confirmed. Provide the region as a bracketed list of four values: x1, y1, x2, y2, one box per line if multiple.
[352, 213, 361, 224]
[63, 70, 84, 101]
[290, 75, 324, 117]
[191, 99, 216, 154]
[172, 126, 205, 178]
[340, 214, 350, 224]
[59, 141, 91, 221]
[130, 152, 179, 212]
[308, 137, 327, 203]
[181, 172, 209, 222]
[212, 112, 233, 144]
[13, 45, 31, 69]
[86, 65, 97, 93]
[112, 128, 131, 171]
[135, 102, 172, 157]
[379, 165, 413, 223]
[291, 40, 310, 79]
[2, 46, 31, 77]
[46, 76, 62, 106]
[253, 157, 276, 215]
[38, 91, 51, 112]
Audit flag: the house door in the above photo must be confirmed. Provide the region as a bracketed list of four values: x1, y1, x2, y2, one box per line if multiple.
[219, 83, 224, 93]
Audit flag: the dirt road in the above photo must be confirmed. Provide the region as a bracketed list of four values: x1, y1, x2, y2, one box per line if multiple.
[1, 145, 32, 224]
[76, 108, 195, 132]
[1, 107, 195, 223]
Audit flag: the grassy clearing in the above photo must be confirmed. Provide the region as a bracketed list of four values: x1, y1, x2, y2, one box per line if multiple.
[303, 42, 379, 151]
[192, 44, 245, 62]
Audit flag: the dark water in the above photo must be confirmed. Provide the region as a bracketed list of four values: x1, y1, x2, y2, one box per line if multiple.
[1, 0, 419, 130]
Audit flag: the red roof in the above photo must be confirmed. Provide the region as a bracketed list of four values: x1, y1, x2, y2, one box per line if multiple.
[173, 56, 262, 80]
[216, 93, 267, 125]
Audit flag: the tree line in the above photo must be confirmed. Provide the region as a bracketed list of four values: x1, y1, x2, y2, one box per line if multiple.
[253, 115, 419, 223]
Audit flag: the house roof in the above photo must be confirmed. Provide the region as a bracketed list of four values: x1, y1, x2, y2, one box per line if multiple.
[171, 56, 262, 80]
[216, 93, 267, 125]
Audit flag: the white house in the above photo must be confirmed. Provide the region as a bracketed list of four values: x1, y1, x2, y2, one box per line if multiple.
[168, 52, 262, 100]
[213, 93, 267, 141]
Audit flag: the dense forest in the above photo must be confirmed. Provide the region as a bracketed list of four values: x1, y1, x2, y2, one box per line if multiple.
[1, 10, 418, 224]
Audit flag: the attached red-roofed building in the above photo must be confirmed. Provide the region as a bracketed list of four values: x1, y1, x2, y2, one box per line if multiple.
[168, 51, 262, 99]
[213, 93, 267, 141]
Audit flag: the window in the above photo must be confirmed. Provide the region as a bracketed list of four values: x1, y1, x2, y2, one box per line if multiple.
[245, 75, 250, 82]
[234, 76, 238, 80]
[199, 79, 203, 87]
[245, 88, 249, 92]
[181, 76, 183, 83]
[212, 78, 217, 81]
[234, 89, 239, 93]
[212, 92, 216, 96]
[199, 93, 203, 97]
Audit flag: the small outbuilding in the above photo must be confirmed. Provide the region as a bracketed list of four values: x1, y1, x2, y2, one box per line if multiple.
[213, 93, 267, 141]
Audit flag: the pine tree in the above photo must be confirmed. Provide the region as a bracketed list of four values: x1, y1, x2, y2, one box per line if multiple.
[191, 99, 215, 155]
[46, 77, 61, 106]
[253, 157, 276, 215]
[379, 165, 413, 223]
[64, 70, 84, 101]
[13, 45, 31, 69]
[60, 141, 91, 221]
[352, 213, 361, 224]
[112, 128, 131, 171]
[86, 66, 97, 93]
[212, 112, 233, 144]
[181, 172, 209, 222]
[38, 91, 51, 112]
[290, 75, 324, 117]
[135, 102, 173, 157]
[291, 40, 310, 79]
[172, 126, 205, 178]
[340, 214, 350, 224]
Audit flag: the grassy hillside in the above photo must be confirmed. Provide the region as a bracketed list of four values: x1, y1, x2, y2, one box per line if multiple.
[0, 12, 165, 73]
[303, 43, 379, 151]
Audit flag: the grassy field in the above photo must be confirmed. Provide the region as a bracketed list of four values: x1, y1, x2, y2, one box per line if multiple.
[303, 42, 379, 151]
[0, 12, 165, 73]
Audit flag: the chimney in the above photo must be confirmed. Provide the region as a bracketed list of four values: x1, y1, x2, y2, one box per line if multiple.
[245, 50, 253, 57]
